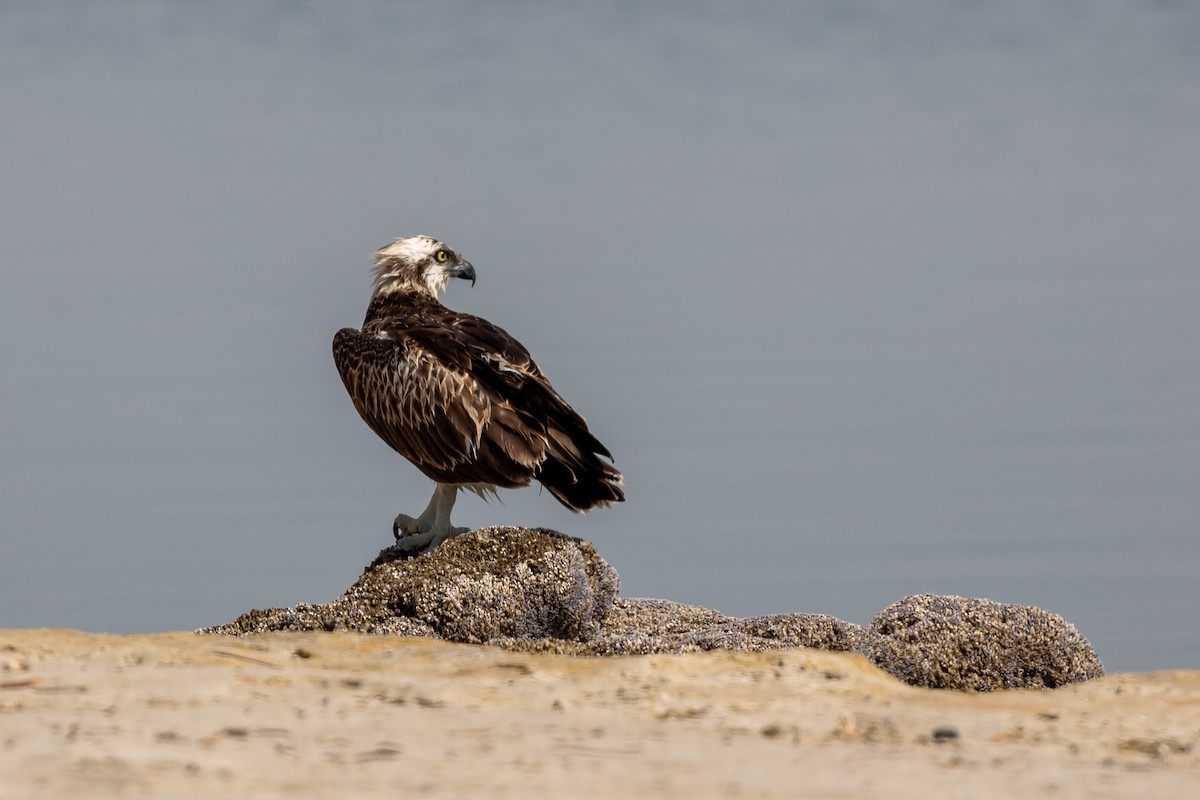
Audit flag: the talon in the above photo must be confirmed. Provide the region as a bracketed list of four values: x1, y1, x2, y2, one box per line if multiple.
[392, 513, 425, 540]
[392, 536, 425, 554]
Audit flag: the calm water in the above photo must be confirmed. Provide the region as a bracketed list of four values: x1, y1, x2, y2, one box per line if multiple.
[2, 1, 1197, 673]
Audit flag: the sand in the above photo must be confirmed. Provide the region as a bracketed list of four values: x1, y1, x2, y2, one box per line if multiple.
[1, 629, 1196, 798]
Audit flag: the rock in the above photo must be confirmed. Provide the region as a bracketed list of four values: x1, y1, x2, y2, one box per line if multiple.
[201, 602, 439, 638]
[494, 598, 867, 656]
[931, 726, 959, 742]
[860, 593, 1104, 690]
[201, 526, 619, 643]
[730, 611, 867, 652]
[202, 532, 1105, 692]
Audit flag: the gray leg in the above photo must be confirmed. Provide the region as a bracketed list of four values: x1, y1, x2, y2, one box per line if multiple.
[392, 483, 471, 554]
[393, 487, 439, 541]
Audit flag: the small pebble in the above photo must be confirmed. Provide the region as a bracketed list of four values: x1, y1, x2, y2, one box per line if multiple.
[932, 726, 959, 742]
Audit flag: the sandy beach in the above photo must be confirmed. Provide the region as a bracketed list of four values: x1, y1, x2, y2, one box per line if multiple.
[1, 629, 1196, 798]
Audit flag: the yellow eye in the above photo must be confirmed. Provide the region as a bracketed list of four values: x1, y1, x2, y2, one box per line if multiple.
[435, 250, 449, 263]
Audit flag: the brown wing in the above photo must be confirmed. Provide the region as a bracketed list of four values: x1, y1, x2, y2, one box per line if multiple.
[333, 309, 624, 509]
[333, 323, 544, 487]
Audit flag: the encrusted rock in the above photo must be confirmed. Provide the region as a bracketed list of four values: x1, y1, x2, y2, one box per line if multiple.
[860, 593, 1104, 690]
[495, 598, 867, 656]
[202, 526, 619, 643]
[202, 532, 1105, 691]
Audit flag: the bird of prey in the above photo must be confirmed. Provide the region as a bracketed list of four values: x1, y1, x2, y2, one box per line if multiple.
[332, 235, 624, 554]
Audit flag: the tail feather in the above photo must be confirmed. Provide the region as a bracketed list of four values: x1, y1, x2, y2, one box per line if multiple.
[536, 424, 624, 512]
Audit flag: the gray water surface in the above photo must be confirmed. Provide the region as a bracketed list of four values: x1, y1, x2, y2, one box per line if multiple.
[2, 1, 1198, 673]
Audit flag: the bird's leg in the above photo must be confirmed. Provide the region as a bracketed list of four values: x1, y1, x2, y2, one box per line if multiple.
[393, 484, 471, 554]
[392, 486, 439, 540]
[430, 484, 471, 544]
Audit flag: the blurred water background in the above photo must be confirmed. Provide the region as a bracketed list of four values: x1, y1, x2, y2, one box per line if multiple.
[2, 1, 1198, 673]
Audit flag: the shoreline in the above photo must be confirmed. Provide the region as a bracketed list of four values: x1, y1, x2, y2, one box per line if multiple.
[1, 629, 1197, 798]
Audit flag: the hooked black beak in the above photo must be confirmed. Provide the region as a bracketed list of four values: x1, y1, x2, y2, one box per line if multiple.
[449, 260, 476, 287]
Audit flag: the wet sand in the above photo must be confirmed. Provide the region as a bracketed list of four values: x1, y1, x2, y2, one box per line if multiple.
[1, 629, 1196, 798]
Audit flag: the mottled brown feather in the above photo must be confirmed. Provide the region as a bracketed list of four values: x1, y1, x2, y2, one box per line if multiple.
[332, 289, 624, 510]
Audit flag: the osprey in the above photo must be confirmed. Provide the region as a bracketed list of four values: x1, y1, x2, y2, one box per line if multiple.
[332, 235, 624, 554]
